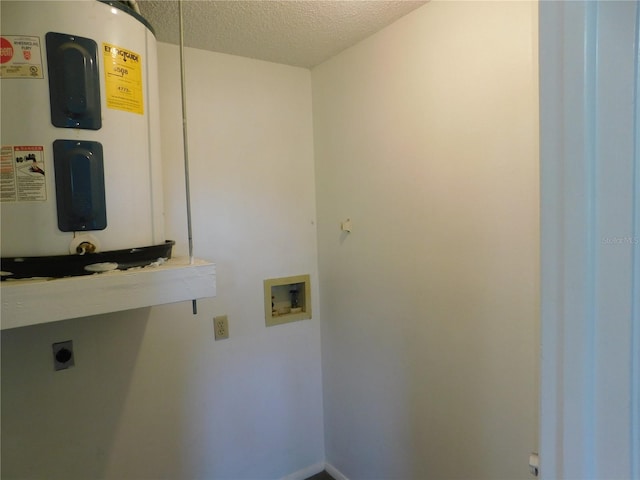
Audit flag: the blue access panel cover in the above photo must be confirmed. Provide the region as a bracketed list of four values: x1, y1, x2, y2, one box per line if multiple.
[46, 32, 102, 130]
[53, 140, 107, 232]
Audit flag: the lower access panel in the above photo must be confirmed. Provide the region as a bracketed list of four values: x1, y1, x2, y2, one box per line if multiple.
[53, 140, 106, 232]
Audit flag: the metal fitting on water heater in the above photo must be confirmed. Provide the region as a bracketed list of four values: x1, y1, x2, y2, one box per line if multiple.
[69, 234, 100, 255]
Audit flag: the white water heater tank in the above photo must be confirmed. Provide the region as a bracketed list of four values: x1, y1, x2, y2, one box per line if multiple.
[0, 0, 165, 261]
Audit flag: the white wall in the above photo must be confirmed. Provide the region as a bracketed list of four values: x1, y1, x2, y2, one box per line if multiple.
[312, 1, 539, 478]
[0, 44, 324, 479]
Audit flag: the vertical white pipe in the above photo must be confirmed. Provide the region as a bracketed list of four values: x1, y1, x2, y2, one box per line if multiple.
[178, 0, 197, 314]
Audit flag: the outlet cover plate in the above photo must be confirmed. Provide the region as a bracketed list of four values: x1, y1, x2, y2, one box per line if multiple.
[52, 340, 75, 370]
[214, 315, 229, 340]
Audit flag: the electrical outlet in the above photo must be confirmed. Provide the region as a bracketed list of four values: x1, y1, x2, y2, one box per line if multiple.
[214, 315, 229, 340]
[52, 340, 75, 370]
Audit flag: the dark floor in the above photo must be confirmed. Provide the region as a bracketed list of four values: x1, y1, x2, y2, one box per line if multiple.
[305, 471, 335, 480]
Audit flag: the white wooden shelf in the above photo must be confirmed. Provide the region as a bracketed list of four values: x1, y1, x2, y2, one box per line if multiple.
[0, 257, 216, 330]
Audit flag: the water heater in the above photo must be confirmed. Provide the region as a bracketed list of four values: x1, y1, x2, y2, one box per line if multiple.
[0, 0, 172, 278]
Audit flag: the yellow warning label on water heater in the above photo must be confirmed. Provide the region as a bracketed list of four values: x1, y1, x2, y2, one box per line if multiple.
[103, 43, 143, 115]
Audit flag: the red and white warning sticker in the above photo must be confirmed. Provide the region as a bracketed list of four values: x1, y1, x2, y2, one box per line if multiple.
[1, 146, 47, 202]
[0, 35, 43, 79]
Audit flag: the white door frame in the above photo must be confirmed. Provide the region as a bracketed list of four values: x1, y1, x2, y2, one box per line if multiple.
[540, 1, 640, 478]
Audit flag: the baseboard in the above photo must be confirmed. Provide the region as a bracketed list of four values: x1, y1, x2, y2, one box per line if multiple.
[279, 460, 348, 480]
[280, 462, 325, 480]
[325, 462, 349, 480]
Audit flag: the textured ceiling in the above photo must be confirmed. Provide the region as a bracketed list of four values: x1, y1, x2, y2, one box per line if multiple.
[137, 1, 427, 68]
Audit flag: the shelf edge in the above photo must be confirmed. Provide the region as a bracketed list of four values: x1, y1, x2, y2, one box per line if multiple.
[1, 257, 216, 330]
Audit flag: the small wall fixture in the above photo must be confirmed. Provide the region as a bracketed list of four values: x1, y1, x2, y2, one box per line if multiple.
[52, 340, 75, 371]
[264, 274, 311, 327]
